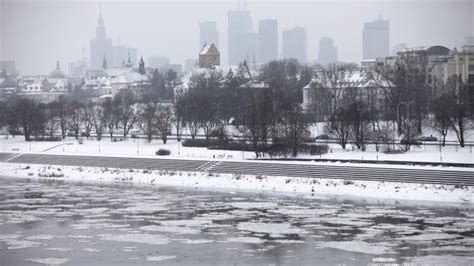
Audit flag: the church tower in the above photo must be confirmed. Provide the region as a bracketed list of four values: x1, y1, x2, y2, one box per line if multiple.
[138, 56, 145, 74]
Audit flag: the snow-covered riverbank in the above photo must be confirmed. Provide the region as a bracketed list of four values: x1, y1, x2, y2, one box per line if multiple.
[1, 162, 473, 205]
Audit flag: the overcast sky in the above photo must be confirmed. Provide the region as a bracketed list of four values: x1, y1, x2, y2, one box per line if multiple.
[1, 0, 473, 75]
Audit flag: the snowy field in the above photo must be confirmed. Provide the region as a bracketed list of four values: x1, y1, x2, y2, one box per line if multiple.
[1, 136, 474, 164]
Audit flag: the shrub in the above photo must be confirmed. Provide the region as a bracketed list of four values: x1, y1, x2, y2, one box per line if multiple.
[182, 139, 210, 147]
[315, 134, 330, 140]
[156, 149, 171, 156]
[300, 144, 329, 155]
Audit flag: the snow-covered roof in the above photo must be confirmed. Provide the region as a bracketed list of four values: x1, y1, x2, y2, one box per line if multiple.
[305, 70, 391, 89]
[199, 43, 219, 56]
[200, 44, 211, 55]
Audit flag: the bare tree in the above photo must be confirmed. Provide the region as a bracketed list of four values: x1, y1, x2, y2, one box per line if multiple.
[141, 103, 157, 143]
[91, 105, 105, 141]
[114, 90, 141, 139]
[102, 98, 117, 141]
[432, 94, 452, 146]
[447, 75, 470, 147]
[281, 102, 310, 157]
[155, 104, 174, 144]
[326, 105, 351, 149]
[68, 101, 83, 139]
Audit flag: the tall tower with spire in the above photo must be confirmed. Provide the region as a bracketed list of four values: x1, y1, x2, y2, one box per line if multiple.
[90, 2, 113, 69]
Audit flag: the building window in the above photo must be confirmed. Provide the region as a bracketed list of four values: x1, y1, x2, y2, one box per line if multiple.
[468, 65, 474, 71]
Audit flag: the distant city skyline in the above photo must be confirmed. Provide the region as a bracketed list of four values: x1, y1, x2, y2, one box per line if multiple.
[1, 0, 472, 75]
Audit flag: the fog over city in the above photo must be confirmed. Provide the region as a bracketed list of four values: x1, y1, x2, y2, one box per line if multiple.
[1, 0, 472, 75]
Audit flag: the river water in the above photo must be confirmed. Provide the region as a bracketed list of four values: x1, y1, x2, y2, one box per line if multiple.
[0, 177, 473, 265]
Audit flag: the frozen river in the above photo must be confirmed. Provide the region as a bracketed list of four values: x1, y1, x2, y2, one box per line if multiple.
[0, 177, 473, 265]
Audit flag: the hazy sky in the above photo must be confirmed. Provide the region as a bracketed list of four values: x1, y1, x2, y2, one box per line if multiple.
[1, 0, 473, 75]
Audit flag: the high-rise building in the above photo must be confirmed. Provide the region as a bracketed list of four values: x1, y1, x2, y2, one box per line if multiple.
[257, 19, 278, 63]
[148, 56, 170, 69]
[318, 37, 338, 66]
[113, 46, 137, 67]
[228, 9, 253, 65]
[90, 5, 113, 69]
[199, 21, 219, 49]
[282, 26, 307, 64]
[362, 17, 390, 60]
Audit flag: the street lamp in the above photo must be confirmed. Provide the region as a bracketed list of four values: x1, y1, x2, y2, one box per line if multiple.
[137, 136, 140, 154]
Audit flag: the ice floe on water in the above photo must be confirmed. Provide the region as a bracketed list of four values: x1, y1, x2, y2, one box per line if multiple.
[403, 255, 474, 265]
[25, 258, 69, 265]
[226, 236, 266, 244]
[315, 241, 395, 255]
[160, 219, 213, 227]
[397, 233, 462, 242]
[269, 207, 337, 217]
[145, 255, 177, 262]
[371, 257, 397, 262]
[120, 246, 137, 252]
[25, 234, 55, 241]
[173, 238, 215, 244]
[44, 247, 72, 252]
[139, 225, 201, 235]
[83, 248, 102, 253]
[230, 202, 278, 209]
[5, 239, 42, 249]
[237, 222, 308, 236]
[100, 234, 170, 245]
[114, 202, 168, 214]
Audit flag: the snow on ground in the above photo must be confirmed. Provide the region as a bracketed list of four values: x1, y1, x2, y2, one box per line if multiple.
[2, 135, 474, 163]
[0, 162, 473, 204]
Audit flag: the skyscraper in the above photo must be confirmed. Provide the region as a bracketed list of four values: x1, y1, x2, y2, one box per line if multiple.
[228, 9, 253, 65]
[282, 27, 307, 64]
[90, 4, 113, 69]
[199, 21, 219, 49]
[362, 17, 390, 60]
[318, 37, 338, 66]
[257, 19, 278, 63]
